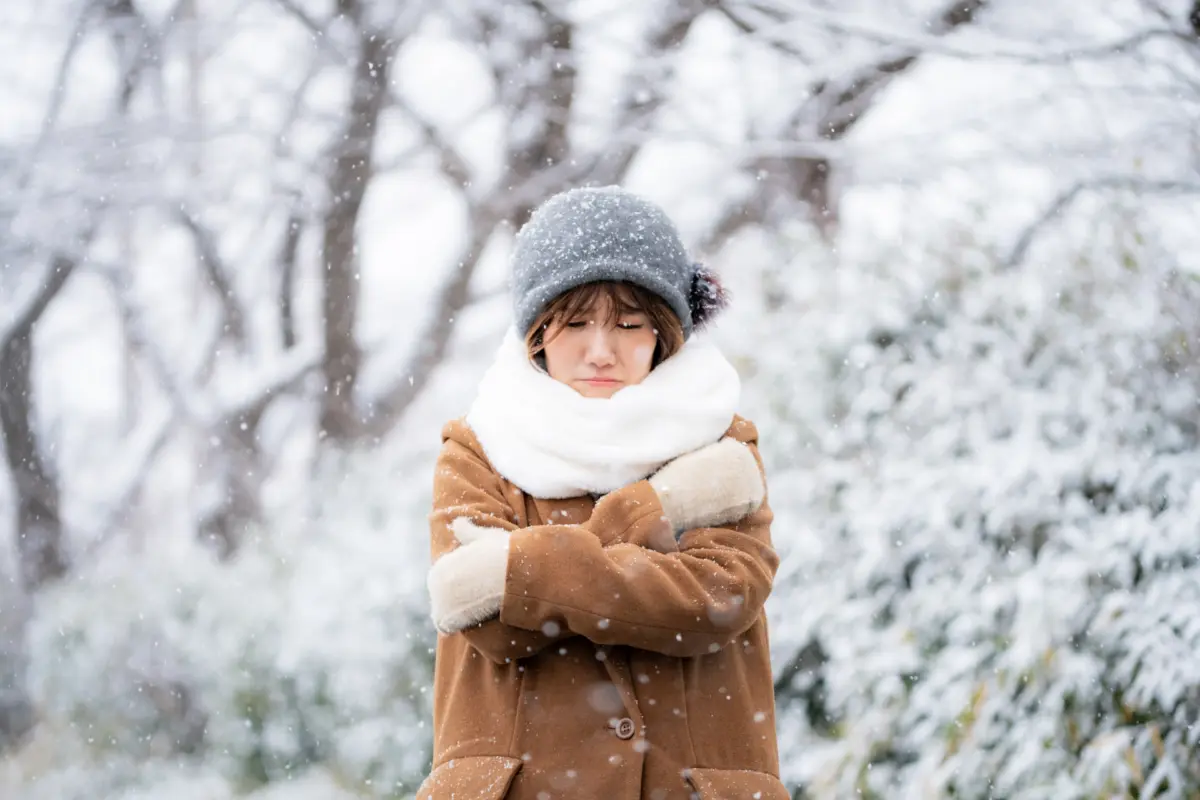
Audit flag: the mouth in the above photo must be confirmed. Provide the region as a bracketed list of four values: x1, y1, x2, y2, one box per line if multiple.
[582, 378, 621, 386]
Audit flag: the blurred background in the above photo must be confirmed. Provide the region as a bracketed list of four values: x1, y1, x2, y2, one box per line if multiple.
[1, 0, 1199, 797]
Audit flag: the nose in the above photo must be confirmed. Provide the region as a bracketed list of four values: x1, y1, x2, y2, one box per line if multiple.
[584, 324, 617, 367]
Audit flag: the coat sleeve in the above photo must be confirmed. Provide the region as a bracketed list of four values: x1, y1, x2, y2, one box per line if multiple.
[430, 438, 677, 665]
[499, 444, 779, 659]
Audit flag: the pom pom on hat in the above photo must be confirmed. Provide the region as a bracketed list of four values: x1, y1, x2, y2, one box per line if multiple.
[688, 263, 730, 332]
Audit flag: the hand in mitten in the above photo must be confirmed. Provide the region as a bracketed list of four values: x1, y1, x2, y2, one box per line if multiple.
[427, 518, 510, 634]
[648, 438, 765, 535]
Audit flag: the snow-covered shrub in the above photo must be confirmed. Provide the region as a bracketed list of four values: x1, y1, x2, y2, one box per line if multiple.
[24, 446, 435, 798]
[734, 203, 1200, 798]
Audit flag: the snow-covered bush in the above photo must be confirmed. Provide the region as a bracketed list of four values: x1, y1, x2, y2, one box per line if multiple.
[734, 202, 1200, 798]
[22, 447, 435, 798]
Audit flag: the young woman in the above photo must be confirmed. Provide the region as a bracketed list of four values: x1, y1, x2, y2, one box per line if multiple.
[419, 187, 786, 800]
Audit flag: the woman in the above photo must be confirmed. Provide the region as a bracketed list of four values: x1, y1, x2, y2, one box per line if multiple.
[419, 187, 786, 800]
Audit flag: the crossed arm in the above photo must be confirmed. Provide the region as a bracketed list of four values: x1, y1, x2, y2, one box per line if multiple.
[428, 438, 777, 664]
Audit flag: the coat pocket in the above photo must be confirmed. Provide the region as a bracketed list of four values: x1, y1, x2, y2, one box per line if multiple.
[416, 755, 523, 800]
[684, 767, 790, 800]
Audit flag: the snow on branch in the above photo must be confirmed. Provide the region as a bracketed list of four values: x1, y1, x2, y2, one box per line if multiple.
[0, 258, 77, 351]
[174, 206, 248, 352]
[1003, 177, 1200, 269]
[710, 1, 810, 62]
[388, 91, 475, 193]
[589, 0, 710, 185]
[771, 2, 1187, 65]
[81, 407, 178, 555]
[700, 0, 991, 240]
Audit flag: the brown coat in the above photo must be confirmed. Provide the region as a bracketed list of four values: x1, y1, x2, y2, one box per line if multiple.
[417, 416, 785, 800]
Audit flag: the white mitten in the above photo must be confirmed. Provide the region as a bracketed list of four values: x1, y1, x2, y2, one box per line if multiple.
[648, 438, 765, 534]
[427, 518, 511, 634]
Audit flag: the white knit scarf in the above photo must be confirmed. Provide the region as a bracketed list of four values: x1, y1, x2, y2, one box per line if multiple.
[465, 326, 741, 499]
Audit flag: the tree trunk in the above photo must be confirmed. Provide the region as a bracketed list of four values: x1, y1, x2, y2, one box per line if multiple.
[0, 259, 76, 593]
[0, 585, 33, 752]
[318, 28, 397, 442]
[0, 331, 69, 592]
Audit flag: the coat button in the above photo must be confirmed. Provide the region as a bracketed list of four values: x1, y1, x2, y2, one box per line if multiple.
[612, 717, 636, 740]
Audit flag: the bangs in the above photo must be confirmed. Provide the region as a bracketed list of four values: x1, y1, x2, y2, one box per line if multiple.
[550, 282, 646, 328]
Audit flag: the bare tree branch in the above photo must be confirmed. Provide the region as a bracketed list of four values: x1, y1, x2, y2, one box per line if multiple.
[504, 0, 575, 223]
[711, 1, 809, 61]
[590, 0, 709, 186]
[15, 4, 92, 195]
[93, 257, 316, 557]
[279, 210, 303, 350]
[272, 0, 325, 39]
[175, 207, 249, 352]
[709, 0, 992, 240]
[98, 263, 247, 555]
[222, 344, 321, 432]
[389, 93, 475, 191]
[1003, 177, 1200, 269]
[269, 56, 329, 183]
[772, 3, 1183, 64]
[82, 408, 177, 555]
[101, 0, 156, 112]
[0, 258, 79, 350]
[359, 210, 500, 441]
[373, 99, 495, 176]
[93, 261, 214, 425]
[805, 0, 991, 138]
[271, 0, 349, 61]
[697, 193, 767, 256]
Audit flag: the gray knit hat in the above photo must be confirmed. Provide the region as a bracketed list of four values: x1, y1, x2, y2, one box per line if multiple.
[510, 186, 727, 340]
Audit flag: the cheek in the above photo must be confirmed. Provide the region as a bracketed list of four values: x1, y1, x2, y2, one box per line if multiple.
[541, 339, 562, 373]
[630, 339, 656, 373]
[542, 332, 580, 375]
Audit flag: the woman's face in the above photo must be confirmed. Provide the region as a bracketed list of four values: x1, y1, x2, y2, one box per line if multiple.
[541, 296, 658, 398]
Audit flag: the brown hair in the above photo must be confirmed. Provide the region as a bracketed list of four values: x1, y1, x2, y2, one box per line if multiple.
[524, 282, 685, 371]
